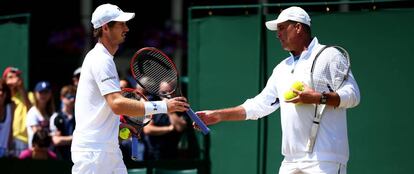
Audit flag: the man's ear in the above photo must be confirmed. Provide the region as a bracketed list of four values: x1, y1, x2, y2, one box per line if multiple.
[102, 24, 109, 32]
[295, 23, 302, 34]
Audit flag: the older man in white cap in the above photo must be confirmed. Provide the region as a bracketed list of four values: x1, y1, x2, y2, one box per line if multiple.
[71, 3, 189, 174]
[196, 6, 360, 174]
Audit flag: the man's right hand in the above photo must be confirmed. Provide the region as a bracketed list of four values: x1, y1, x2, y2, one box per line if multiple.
[166, 97, 189, 113]
[195, 110, 222, 126]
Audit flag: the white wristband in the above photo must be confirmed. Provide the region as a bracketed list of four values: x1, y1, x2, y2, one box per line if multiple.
[144, 101, 168, 115]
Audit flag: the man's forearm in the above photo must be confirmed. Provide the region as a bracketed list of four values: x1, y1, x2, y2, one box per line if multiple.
[217, 106, 246, 121]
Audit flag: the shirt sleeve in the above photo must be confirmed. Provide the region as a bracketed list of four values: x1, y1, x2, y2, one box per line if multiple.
[26, 107, 39, 127]
[49, 113, 58, 135]
[336, 70, 361, 108]
[92, 56, 121, 96]
[241, 71, 280, 120]
[325, 47, 361, 109]
[18, 149, 32, 159]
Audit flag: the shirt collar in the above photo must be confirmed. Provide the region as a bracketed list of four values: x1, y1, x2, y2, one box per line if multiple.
[289, 37, 319, 61]
[95, 42, 114, 59]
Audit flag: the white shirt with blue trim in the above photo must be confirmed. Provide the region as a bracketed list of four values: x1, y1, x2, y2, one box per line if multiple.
[241, 37, 360, 164]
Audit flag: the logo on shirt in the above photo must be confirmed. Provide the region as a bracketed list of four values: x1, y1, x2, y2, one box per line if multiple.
[101, 76, 116, 83]
[152, 102, 158, 111]
[271, 98, 279, 106]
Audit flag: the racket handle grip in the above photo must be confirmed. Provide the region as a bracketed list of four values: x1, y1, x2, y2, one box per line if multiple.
[186, 108, 210, 135]
[131, 136, 139, 161]
[305, 123, 319, 153]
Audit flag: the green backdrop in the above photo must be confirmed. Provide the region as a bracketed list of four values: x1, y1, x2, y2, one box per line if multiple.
[0, 14, 29, 86]
[189, 16, 262, 174]
[189, 8, 414, 174]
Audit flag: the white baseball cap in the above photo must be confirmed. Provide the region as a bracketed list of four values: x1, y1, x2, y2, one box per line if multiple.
[265, 6, 311, 31]
[91, 3, 135, 29]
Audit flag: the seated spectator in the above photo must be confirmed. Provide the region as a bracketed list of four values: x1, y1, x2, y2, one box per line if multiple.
[143, 111, 187, 160]
[19, 129, 57, 160]
[143, 82, 187, 160]
[0, 79, 14, 158]
[50, 85, 76, 160]
[26, 81, 56, 148]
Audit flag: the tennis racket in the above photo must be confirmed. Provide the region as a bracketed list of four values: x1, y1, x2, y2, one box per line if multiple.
[130, 47, 210, 135]
[121, 88, 152, 161]
[305, 45, 351, 153]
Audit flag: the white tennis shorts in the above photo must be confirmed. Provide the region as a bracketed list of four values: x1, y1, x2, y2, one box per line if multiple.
[279, 160, 346, 174]
[72, 149, 127, 174]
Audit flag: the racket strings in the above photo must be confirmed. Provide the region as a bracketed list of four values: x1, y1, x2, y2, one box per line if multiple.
[312, 57, 331, 93]
[132, 49, 178, 96]
[311, 47, 350, 92]
[330, 54, 350, 90]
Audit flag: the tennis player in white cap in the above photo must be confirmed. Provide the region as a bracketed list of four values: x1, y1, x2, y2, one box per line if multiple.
[71, 3, 189, 174]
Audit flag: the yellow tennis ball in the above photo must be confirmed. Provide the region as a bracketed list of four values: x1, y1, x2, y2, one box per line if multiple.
[292, 81, 304, 91]
[284, 90, 297, 100]
[119, 128, 131, 140]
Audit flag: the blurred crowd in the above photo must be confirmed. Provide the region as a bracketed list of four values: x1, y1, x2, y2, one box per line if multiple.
[0, 66, 199, 161]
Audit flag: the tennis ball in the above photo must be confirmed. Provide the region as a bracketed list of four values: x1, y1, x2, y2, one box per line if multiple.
[292, 81, 304, 91]
[119, 128, 131, 140]
[284, 90, 297, 100]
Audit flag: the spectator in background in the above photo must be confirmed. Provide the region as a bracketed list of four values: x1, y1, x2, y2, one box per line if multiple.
[72, 67, 81, 88]
[0, 79, 14, 158]
[3, 66, 34, 157]
[143, 81, 188, 160]
[135, 76, 154, 100]
[135, 84, 147, 99]
[50, 85, 76, 160]
[143, 111, 187, 160]
[120, 78, 132, 89]
[126, 70, 137, 90]
[26, 81, 56, 148]
[19, 129, 57, 160]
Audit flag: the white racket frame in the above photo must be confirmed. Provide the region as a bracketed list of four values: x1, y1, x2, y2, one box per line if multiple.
[305, 46, 350, 153]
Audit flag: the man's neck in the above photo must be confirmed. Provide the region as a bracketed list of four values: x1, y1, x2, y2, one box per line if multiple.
[291, 36, 312, 57]
[99, 38, 118, 56]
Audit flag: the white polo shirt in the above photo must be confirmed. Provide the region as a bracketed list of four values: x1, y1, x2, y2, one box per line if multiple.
[242, 37, 360, 164]
[71, 42, 121, 152]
